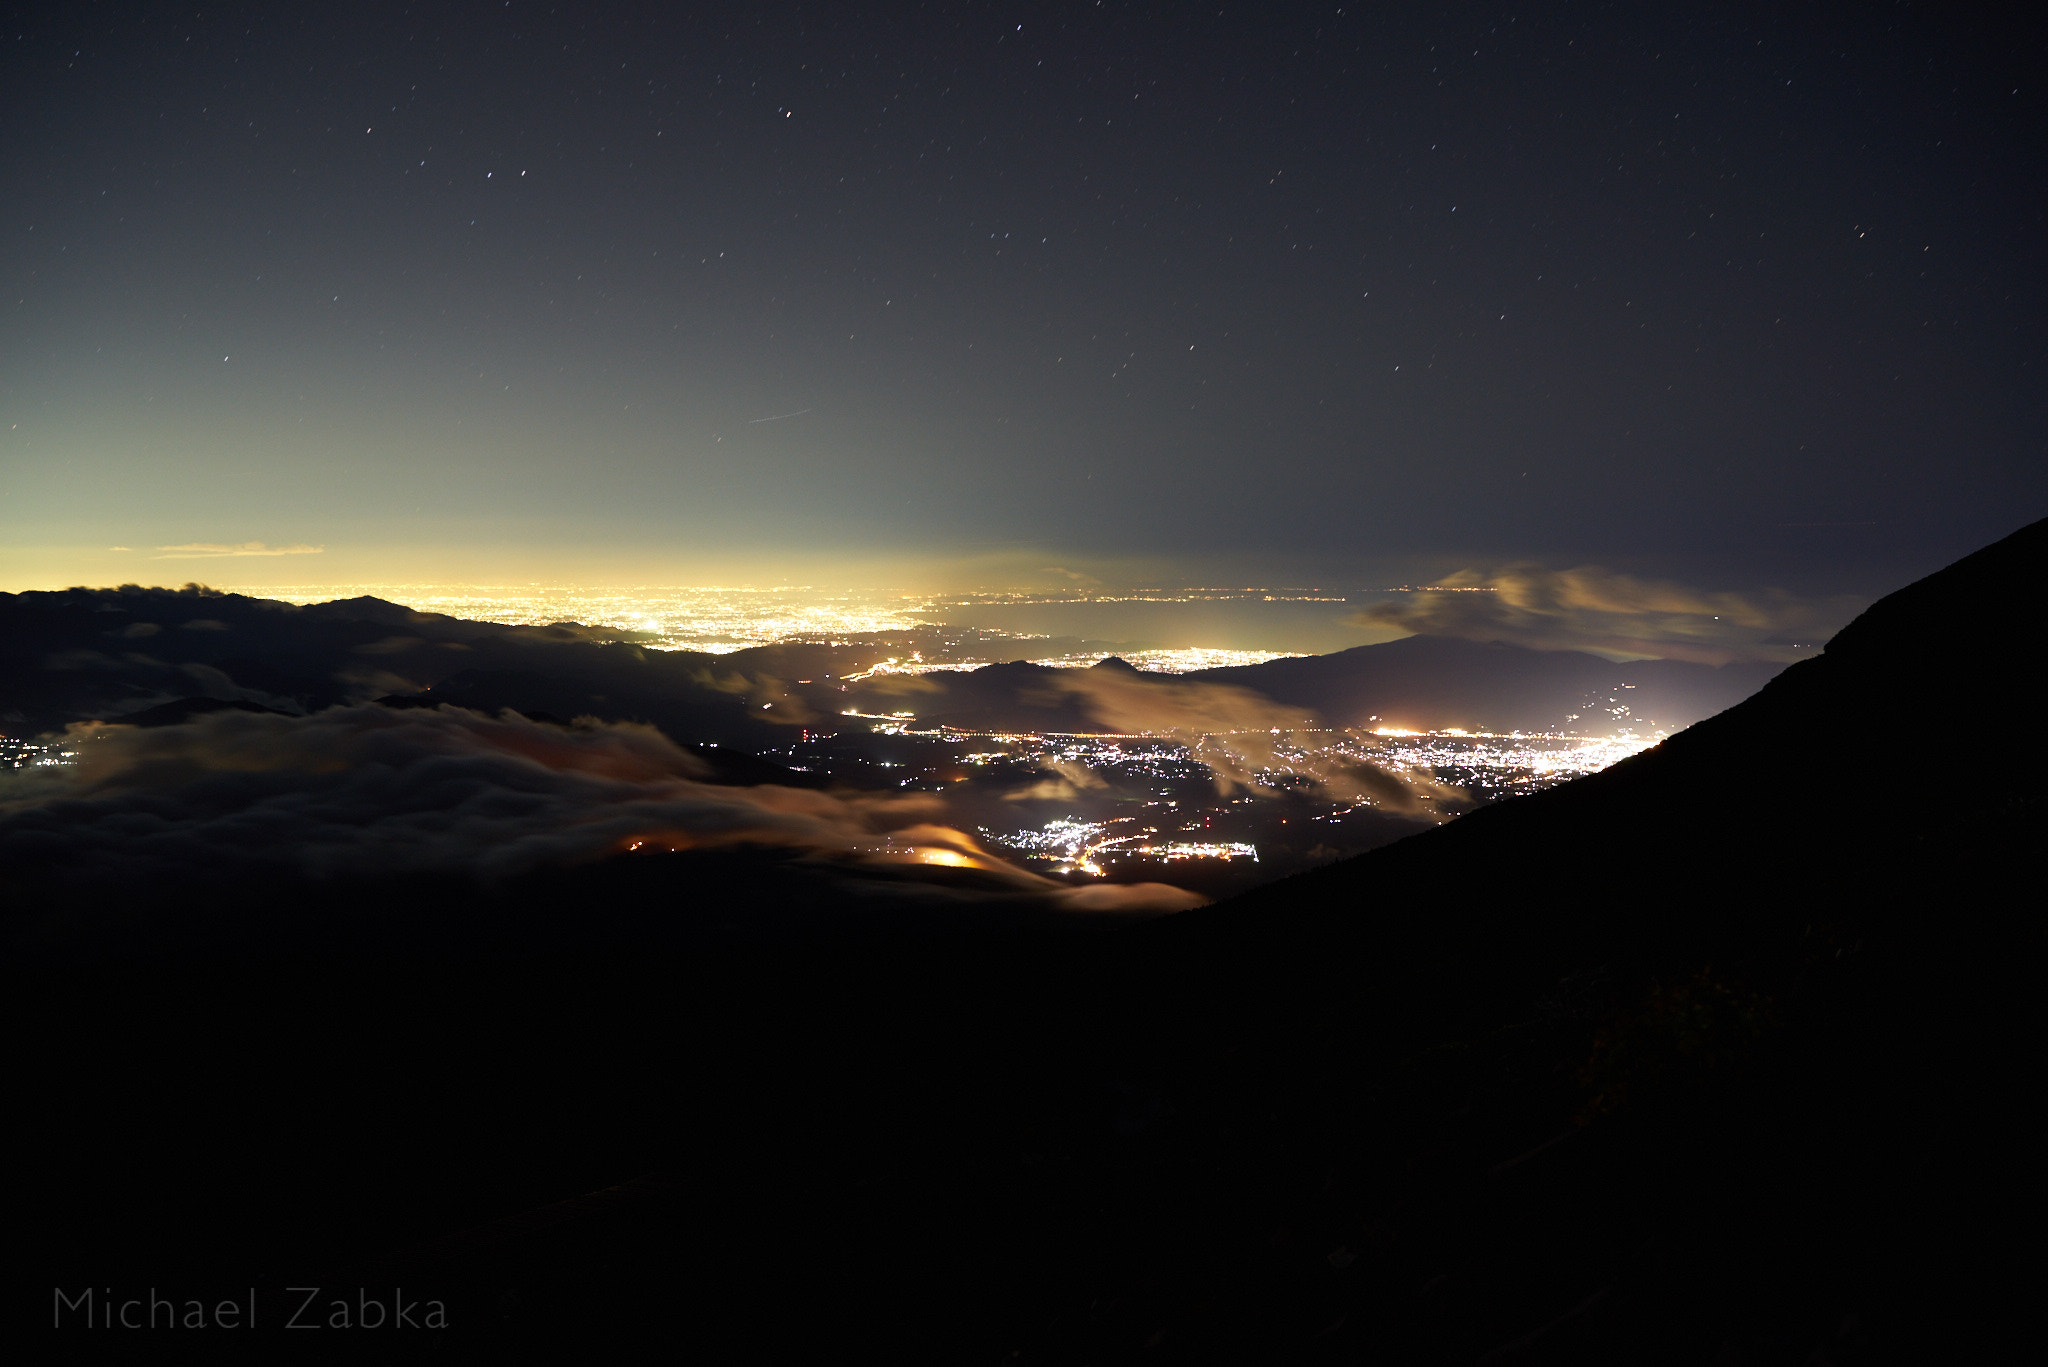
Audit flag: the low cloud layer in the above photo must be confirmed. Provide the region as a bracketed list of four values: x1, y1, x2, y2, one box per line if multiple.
[0, 704, 1199, 913]
[1042, 669, 1463, 816]
[1351, 565, 1862, 664]
[153, 541, 325, 559]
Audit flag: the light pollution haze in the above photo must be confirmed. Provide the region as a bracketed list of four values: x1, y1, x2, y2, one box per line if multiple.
[4, 4, 2042, 640]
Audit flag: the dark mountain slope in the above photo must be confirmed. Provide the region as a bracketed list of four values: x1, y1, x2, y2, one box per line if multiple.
[1094, 514, 2048, 1358]
[315, 519, 2025, 1359]
[1183, 511, 2041, 967]
[6, 529, 2035, 1359]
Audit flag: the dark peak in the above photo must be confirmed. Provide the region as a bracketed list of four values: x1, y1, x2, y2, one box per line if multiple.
[1091, 656, 1143, 673]
[303, 595, 443, 626]
[313, 595, 406, 610]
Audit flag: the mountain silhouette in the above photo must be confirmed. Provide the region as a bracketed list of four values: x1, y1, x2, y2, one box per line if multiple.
[1113, 514, 2046, 1358]
[819, 635, 1781, 737]
[3, 586, 1785, 755]
[0, 585, 792, 745]
[1192, 513, 2039, 944]
[7, 524, 2037, 1358]
[394, 514, 2031, 1356]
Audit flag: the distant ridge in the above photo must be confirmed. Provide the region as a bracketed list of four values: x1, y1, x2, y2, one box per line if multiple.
[4, 582, 1786, 747]
[1181, 632, 1784, 733]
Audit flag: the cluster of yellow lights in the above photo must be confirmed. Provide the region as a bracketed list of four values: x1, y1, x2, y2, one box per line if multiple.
[1028, 647, 1306, 672]
[232, 583, 936, 653]
[1111, 839, 1259, 863]
[946, 588, 1351, 605]
[841, 647, 1304, 678]
[984, 817, 1262, 877]
[227, 584, 1348, 667]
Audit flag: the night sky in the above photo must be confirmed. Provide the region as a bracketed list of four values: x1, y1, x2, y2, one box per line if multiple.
[4, 2, 2042, 598]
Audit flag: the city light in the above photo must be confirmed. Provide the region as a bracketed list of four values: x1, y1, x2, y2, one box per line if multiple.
[227, 584, 1327, 671]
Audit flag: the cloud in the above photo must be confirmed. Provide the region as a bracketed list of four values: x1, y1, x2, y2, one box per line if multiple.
[0, 703, 1199, 913]
[1036, 668, 1315, 741]
[1047, 881, 1206, 914]
[1002, 776, 1092, 803]
[1031, 668, 1463, 816]
[844, 819, 1193, 910]
[35, 640, 305, 714]
[152, 541, 325, 559]
[1349, 565, 1861, 664]
[174, 660, 302, 711]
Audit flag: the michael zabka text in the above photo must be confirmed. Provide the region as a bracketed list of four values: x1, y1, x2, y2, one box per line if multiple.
[53, 1286, 448, 1330]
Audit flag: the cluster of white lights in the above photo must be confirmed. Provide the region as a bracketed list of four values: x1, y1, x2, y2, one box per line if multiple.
[1, 739, 74, 769]
[1355, 728, 1661, 782]
[982, 817, 1258, 876]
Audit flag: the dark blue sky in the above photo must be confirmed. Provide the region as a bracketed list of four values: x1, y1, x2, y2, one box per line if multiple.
[4, 1, 2042, 596]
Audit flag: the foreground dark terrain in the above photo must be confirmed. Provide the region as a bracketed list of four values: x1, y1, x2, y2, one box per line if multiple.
[7, 520, 2043, 1359]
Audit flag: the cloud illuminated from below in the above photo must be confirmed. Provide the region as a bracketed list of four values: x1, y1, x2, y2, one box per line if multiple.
[1351, 564, 1862, 664]
[153, 541, 326, 559]
[0, 702, 1201, 915]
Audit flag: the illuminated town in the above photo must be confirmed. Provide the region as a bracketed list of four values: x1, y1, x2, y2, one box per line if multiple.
[225, 582, 940, 654]
[758, 715, 1661, 894]
[986, 817, 1259, 877]
[18, 582, 1666, 893]
[221, 582, 1378, 668]
[1, 738, 74, 770]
